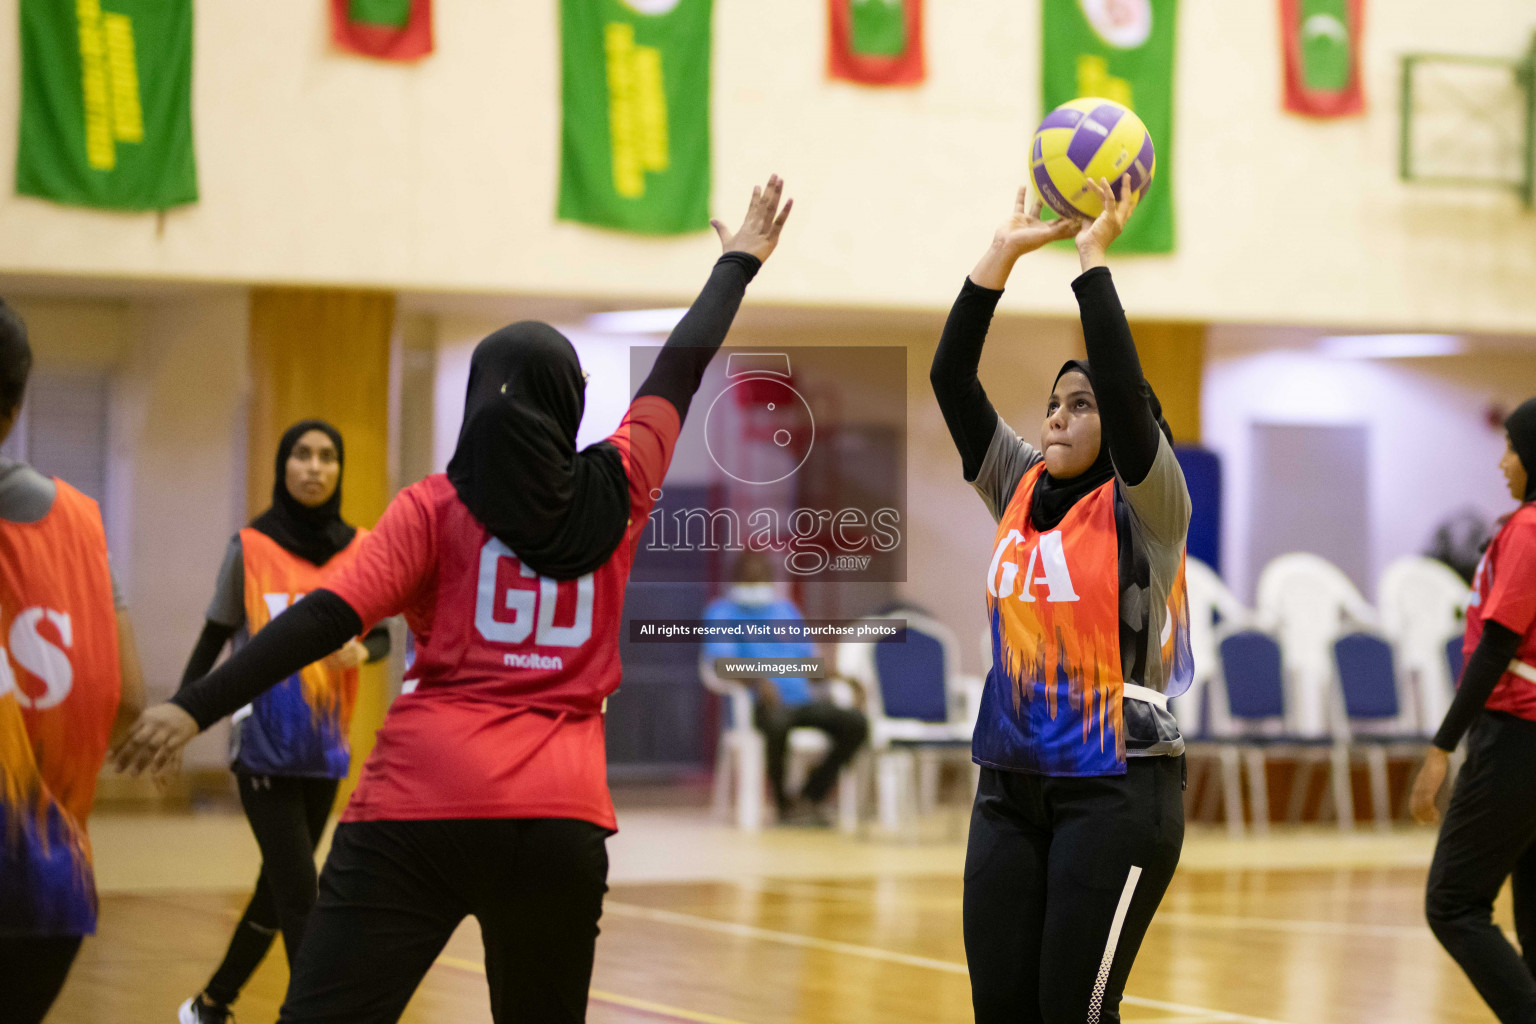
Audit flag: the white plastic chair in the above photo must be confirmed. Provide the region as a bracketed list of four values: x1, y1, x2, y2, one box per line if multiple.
[838, 611, 978, 836]
[1376, 556, 1470, 735]
[1254, 553, 1377, 737]
[1180, 557, 1250, 739]
[700, 656, 860, 833]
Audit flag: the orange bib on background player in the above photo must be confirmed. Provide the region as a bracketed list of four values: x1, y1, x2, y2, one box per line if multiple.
[231, 527, 367, 778]
[0, 481, 120, 935]
[975, 463, 1128, 776]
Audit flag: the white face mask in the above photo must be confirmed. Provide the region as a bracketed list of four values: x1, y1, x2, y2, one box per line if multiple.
[728, 583, 779, 607]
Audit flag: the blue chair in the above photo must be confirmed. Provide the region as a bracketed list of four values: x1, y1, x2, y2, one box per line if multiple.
[1333, 631, 1431, 830]
[1446, 635, 1465, 686]
[1214, 629, 1354, 835]
[844, 610, 977, 836]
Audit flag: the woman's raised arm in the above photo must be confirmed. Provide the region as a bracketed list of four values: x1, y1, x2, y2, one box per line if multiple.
[1072, 176, 1162, 487]
[635, 175, 793, 422]
[931, 187, 1077, 481]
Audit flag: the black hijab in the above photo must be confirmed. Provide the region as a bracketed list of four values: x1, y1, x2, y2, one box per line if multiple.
[446, 321, 629, 581]
[1507, 396, 1536, 502]
[250, 419, 356, 566]
[1030, 360, 1174, 532]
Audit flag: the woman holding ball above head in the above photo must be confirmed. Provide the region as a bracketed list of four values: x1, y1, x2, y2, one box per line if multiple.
[112, 174, 791, 1024]
[930, 175, 1192, 1024]
[1411, 396, 1536, 1024]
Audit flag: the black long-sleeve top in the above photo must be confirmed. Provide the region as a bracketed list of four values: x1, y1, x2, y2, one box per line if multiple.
[636, 251, 760, 420]
[176, 618, 390, 693]
[929, 267, 1161, 487]
[1433, 620, 1523, 751]
[172, 252, 762, 731]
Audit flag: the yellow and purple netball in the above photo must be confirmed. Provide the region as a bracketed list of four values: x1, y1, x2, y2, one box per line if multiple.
[1029, 98, 1155, 221]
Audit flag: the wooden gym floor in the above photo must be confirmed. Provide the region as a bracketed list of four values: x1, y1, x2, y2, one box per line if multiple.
[43, 808, 1509, 1024]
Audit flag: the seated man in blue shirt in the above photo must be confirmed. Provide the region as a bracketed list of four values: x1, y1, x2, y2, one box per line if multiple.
[704, 551, 869, 826]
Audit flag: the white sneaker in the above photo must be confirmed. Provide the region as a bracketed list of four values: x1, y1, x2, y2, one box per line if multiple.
[179, 996, 233, 1024]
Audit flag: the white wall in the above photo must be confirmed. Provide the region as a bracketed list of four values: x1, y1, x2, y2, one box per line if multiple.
[0, 1, 1532, 332]
[1203, 329, 1535, 603]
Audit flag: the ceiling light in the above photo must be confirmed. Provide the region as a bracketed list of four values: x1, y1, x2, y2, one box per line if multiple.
[584, 307, 690, 334]
[1317, 334, 1464, 359]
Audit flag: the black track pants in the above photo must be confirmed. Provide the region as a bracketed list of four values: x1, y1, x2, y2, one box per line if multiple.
[278, 817, 610, 1024]
[203, 773, 339, 1006]
[0, 934, 83, 1024]
[1426, 711, 1536, 1024]
[963, 756, 1185, 1024]
[753, 700, 868, 810]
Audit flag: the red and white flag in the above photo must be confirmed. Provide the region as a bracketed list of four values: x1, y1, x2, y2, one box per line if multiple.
[331, 0, 433, 63]
[829, 0, 924, 87]
[1280, 0, 1364, 117]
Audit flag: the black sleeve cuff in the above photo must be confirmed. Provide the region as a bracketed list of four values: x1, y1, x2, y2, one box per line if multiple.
[718, 251, 762, 283]
[362, 624, 392, 664]
[1070, 265, 1116, 297]
[961, 276, 1005, 302]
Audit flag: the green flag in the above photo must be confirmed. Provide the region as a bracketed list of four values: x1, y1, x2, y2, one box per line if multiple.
[849, 0, 906, 57]
[349, 0, 412, 27]
[558, 0, 712, 235]
[16, 0, 197, 211]
[1042, 0, 1176, 252]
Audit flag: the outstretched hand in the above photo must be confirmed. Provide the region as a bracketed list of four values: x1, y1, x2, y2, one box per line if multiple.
[969, 184, 1081, 289]
[1409, 747, 1449, 825]
[993, 186, 1081, 257]
[1076, 175, 1140, 270]
[109, 702, 199, 778]
[712, 174, 793, 264]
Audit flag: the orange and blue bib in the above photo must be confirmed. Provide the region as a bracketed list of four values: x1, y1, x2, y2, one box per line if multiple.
[0, 482, 120, 935]
[231, 528, 366, 778]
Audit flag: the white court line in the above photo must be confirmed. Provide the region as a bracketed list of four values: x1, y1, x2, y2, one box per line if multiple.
[1153, 911, 1430, 940]
[754, 879, 1464, 943]
[602, 902, 1296, 1024]
[1156, 911, 1517, 944]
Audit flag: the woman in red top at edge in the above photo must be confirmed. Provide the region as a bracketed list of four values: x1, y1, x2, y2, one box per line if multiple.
[115, 176, 793, 1024]
[1410, 395, 1536, 1024]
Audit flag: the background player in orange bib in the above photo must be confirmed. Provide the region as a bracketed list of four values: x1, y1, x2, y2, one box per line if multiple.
[115, 175, 791, 1024]
[175, 420, 390, 1024]
[930, 180, 1193, 1024]
[0, 297, 148, 1024]
[1411, 395, 1536, 1024]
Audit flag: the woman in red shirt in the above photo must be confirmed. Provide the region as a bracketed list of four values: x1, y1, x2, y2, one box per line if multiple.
[113, 176, 791, 1024]
[1411, 396, 1536, 1024]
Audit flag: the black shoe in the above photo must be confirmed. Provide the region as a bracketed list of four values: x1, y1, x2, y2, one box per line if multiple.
[179, 995, 233, 1024]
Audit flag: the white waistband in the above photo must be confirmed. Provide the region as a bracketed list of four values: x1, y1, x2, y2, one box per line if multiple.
[1123, 683, 1169, 710]
[1510, 660, 1536, 684]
